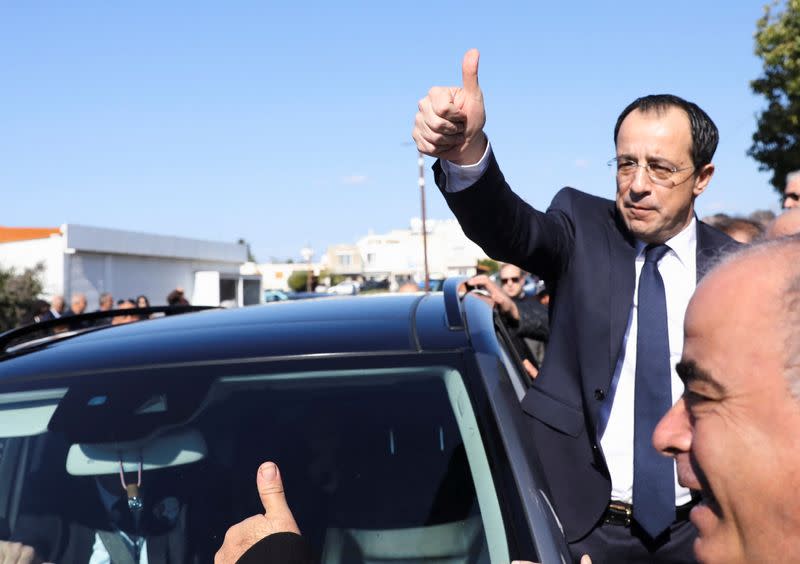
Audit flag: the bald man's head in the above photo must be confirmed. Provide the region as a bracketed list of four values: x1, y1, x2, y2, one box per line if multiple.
[653, 235, 800, 564]
[766, 208, 800, 240]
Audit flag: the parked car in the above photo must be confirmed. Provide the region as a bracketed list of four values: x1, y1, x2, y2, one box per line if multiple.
[263, 289, 290, 303]
[360, 278, 390, 292]
[327, 280, 360, 295]
[0, 281, 570, 563]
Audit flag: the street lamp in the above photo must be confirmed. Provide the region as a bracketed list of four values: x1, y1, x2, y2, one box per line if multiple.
[300, 246, 314, 292]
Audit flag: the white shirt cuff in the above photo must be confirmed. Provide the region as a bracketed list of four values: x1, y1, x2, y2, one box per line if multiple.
[440, 141, 493, 193]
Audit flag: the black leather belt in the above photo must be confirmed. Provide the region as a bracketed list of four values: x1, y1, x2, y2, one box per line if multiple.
[603, 500, 697, 527]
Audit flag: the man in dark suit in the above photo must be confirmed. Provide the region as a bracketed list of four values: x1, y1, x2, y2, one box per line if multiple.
[3, 472, 199, 563]
[413, 49, 737, 563]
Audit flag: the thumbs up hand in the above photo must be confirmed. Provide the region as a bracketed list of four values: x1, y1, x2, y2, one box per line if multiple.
[413, 49, 487, 165]
[214, 462, 301, 564]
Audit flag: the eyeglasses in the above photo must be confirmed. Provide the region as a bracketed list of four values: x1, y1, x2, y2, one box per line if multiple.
[500, 277, 520, 284]
[607, 157, 695, 187]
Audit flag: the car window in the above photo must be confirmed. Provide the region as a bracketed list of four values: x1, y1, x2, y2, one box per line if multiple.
[493, 317, 532, 401]
[0, 366, 509, 563]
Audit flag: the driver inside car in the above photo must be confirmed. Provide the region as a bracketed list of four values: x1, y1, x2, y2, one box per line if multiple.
[2, 468, 192, 564]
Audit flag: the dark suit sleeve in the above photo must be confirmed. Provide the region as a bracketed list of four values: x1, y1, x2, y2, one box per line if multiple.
[235, 532, 313, 564]
[434, 151, 576, 282]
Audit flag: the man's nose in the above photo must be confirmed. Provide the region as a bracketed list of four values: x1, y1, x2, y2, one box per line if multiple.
[628, 164, 650, 194]
[652, 396, 692, 456]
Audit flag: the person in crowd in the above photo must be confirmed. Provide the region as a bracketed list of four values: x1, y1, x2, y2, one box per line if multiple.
[748, 209, 775, 228]
[699, 213, 730, 229]
[62, 293, 87, 317]
[38, 294, 65, 321]
[167, 287, 190, 306]
[765, 207, 800, 239]
[783, 169, 800, 209]
[93, 292, 115, 326]
[396, 281, 420, 293]
[413, 49, 737, 561]
[470, 262, 549, 372]
[498, 264, 549, 339]
[60, 292, 90, 329]
[715, 217, 763, 244]
[112, 298, 138, 325]
[98, 292, 113, 312]
[20, 299, 51, 326]
[653, 235, 800, 563]
[136, 294, 152, 319]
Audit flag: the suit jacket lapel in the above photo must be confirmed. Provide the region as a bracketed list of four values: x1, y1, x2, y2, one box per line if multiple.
[695, 221, 718, 282]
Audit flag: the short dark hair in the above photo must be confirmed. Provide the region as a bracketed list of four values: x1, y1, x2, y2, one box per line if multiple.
[614, 94, 719, 169]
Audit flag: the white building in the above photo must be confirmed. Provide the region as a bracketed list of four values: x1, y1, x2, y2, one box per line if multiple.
[325, 218, 488, 287]
[0, 224, 259, 308]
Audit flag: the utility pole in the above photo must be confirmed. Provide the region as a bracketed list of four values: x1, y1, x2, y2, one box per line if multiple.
[300, 246, 314, 292]
[418, 152, 430, 292]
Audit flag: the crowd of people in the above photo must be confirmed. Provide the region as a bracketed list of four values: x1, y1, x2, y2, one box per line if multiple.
[21, 287, 192, 329]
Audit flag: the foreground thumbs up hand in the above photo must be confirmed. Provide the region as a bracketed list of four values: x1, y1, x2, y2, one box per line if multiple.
[215, 461, 307, 564]
[413, 48, 487, 165]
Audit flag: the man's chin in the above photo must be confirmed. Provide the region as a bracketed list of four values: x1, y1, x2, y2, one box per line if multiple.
[623, 217, 657, 242]
[690, 503, 733, 564]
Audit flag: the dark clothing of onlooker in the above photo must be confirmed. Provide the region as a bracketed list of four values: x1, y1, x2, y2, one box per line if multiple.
[511, 295, 549, 367]
[167, 289, 190, 306]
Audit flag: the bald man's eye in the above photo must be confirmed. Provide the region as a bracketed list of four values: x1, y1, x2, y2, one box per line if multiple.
[684, 389, 716, 413]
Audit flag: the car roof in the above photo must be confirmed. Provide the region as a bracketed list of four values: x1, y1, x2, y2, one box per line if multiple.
[0, 292, 473, 381]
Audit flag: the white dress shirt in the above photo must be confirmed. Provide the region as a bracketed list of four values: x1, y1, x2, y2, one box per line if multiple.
[441, 143, 694, 506]
[90, 481, 149, 564]
[602, 223, 695, 506]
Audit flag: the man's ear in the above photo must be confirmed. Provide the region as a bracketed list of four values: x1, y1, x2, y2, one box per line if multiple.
[692, 163, 715, 198]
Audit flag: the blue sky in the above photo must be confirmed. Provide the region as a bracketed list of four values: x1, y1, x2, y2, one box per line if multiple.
[1, 1, 778, 262]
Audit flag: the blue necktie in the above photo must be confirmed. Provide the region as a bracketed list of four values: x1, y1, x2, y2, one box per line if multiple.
[633, 244, 675, 539]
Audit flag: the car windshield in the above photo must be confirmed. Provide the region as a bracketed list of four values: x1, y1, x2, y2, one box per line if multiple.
[0, 364, 509, 563]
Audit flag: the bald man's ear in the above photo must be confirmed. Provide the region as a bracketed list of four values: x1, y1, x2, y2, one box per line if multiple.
[692, 164, 715, 198]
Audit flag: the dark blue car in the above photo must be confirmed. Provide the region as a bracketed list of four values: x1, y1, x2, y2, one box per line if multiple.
[0, 281, 569, 563]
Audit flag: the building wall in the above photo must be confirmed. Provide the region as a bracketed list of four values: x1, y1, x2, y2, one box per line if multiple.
[64, 224, 247, 263]
[0, 224, 251, 307]
[66, 251, 244, 307]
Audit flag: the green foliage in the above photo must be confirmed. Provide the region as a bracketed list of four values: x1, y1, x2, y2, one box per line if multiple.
[0, 262, 44, 332]
[477, 258, 500, 274]
[749, 0, 800, 195]
[287, 270, 310, 292]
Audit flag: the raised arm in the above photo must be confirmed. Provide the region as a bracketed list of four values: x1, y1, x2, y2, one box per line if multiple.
[413, 51, 575, 282]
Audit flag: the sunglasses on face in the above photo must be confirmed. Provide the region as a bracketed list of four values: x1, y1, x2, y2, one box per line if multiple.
[501, 277, 520, 284]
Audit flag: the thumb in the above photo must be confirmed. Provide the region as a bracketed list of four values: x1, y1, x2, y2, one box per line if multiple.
[256, 461, 293, 518]
[581, 555, 593, 564]
[461, 48, 480, 95]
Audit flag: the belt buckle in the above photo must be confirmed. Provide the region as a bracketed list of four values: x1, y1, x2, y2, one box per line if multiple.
[606, 501, 632, 527]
